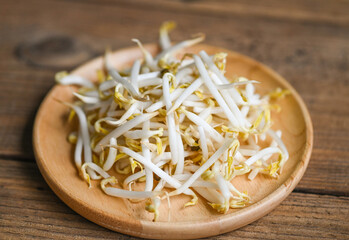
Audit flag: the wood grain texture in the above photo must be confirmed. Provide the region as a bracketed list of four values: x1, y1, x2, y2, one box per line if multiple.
[0, 159, 348, 239]
[0, 0, 348, 238]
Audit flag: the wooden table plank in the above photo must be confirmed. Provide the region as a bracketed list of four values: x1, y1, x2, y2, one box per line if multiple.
[95, 0, 349, 25]
[0, 158, 348, 239]
[0, 0, 348, 196]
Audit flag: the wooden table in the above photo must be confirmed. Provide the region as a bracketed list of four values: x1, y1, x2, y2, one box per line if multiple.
[1, 0, 348, 239]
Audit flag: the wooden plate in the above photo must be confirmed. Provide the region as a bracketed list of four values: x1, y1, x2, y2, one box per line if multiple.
[33, 44, 313, 239]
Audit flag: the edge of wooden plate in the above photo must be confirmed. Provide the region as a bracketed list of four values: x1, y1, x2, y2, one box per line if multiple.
[33, 43, 313, 239]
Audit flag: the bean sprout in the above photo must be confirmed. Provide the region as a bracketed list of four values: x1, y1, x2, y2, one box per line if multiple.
[57, 22, 290, 221]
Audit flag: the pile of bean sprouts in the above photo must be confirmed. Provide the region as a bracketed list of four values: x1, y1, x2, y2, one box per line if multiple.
[56, 22, 290, 221]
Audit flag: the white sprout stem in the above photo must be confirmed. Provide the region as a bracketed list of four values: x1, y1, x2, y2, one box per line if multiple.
[172, 173, 192, 181]
[105, 101, 140, 126]
[172, 175, 219, 188]
[240, 106, 250, 118]
[103, 137, 117, 171]
[198, 125, 209, 160]
[194, 107, 223, 114]
[166, 180, 218, 189]
[111, 73, 142, 99]
[124, 171, 144, 186]
[107, 100, 118, 114]
[123, 159, 168, 186]
[99, 79, 116, 92]
[189, 125, 200, 138]
[159, 22, 174, 50]
[103, 188, 158, 199]
[135, 71, 160, 81]
[178, 113, 186, 123]
[65, 103, 95, 180]
[105, 54, 142, 99]
[73, 92, 99, 104]
[234, 151, 246, 162]
[267, 129, 289, 161]
[216, 80, 260, 89]
[155, 35, 205, 61]
[198, 106, 212, 120]
[132, 39, 158, 70]
[154, 166, 169, 192]
[83, 90, 99, 98]
[210, 73, 247, 127]
[244, 147, 282, 166]
[178, 75, 195, 85]
[248, 168, 259, 180]
[185, 94, 202, 101]
[94, 112, 158, 152]
[98, 100, 111, 117]
[145, 88, 184, 113]
[130, 59, 141, 91]
[162, 73, 174, 110]
[58, 75, 94, 88]
[181, 108, 224, 143]
[167, 78, 203, 114]
[142, 89, 164, 97]
[226, 181, 249, 199]
[215, 172, 230, 204]
[154, 177, 166, 192]
[175, 67, 193, 86]
[102, 178, 159, 199]
[262, 135, 278, 162]
[182, 100, 207, 108]
[162, 73, 179, 165]
[135, 122, 167, 129]
[179, 59, 195, 69]
[245, 83, 254, 101]
[184, 165, 200, 172]
[82, 162, 110, 179]
[195, 187, 225, 204]
[258, 132, 267, 141]
[174, 123, 185, 175]
[117, 146, 183, 189]
[199, 51, 243, 103]
[123, 129, 163, 139]
[85, 98, 112, 112]
[152, 151, 196, 163]
[193, 188, 220, 203]
[170, 138, 235, 196]
[107, 110, 126, 117]
[248, 134, 260, 150]
[74, 130, 83, 168]
[239, 149, 258, 156]
[193, 55, 240, 129]
[142, 120, 154, 192]
[138, 77, 162, 88]
[190, 181, 219, 189]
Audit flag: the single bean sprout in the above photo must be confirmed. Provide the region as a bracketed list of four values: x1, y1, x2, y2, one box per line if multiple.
[57, 22, 290, 221]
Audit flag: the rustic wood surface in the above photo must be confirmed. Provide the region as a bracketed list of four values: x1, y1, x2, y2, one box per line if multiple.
[0, 0, 348, 239]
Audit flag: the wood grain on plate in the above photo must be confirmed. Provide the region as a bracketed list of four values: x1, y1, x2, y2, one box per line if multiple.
[33, 44, 312, 239]
[0, 0, 348, 239]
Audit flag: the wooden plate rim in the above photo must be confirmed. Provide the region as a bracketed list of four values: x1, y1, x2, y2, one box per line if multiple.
[33, 43, 313, 239]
